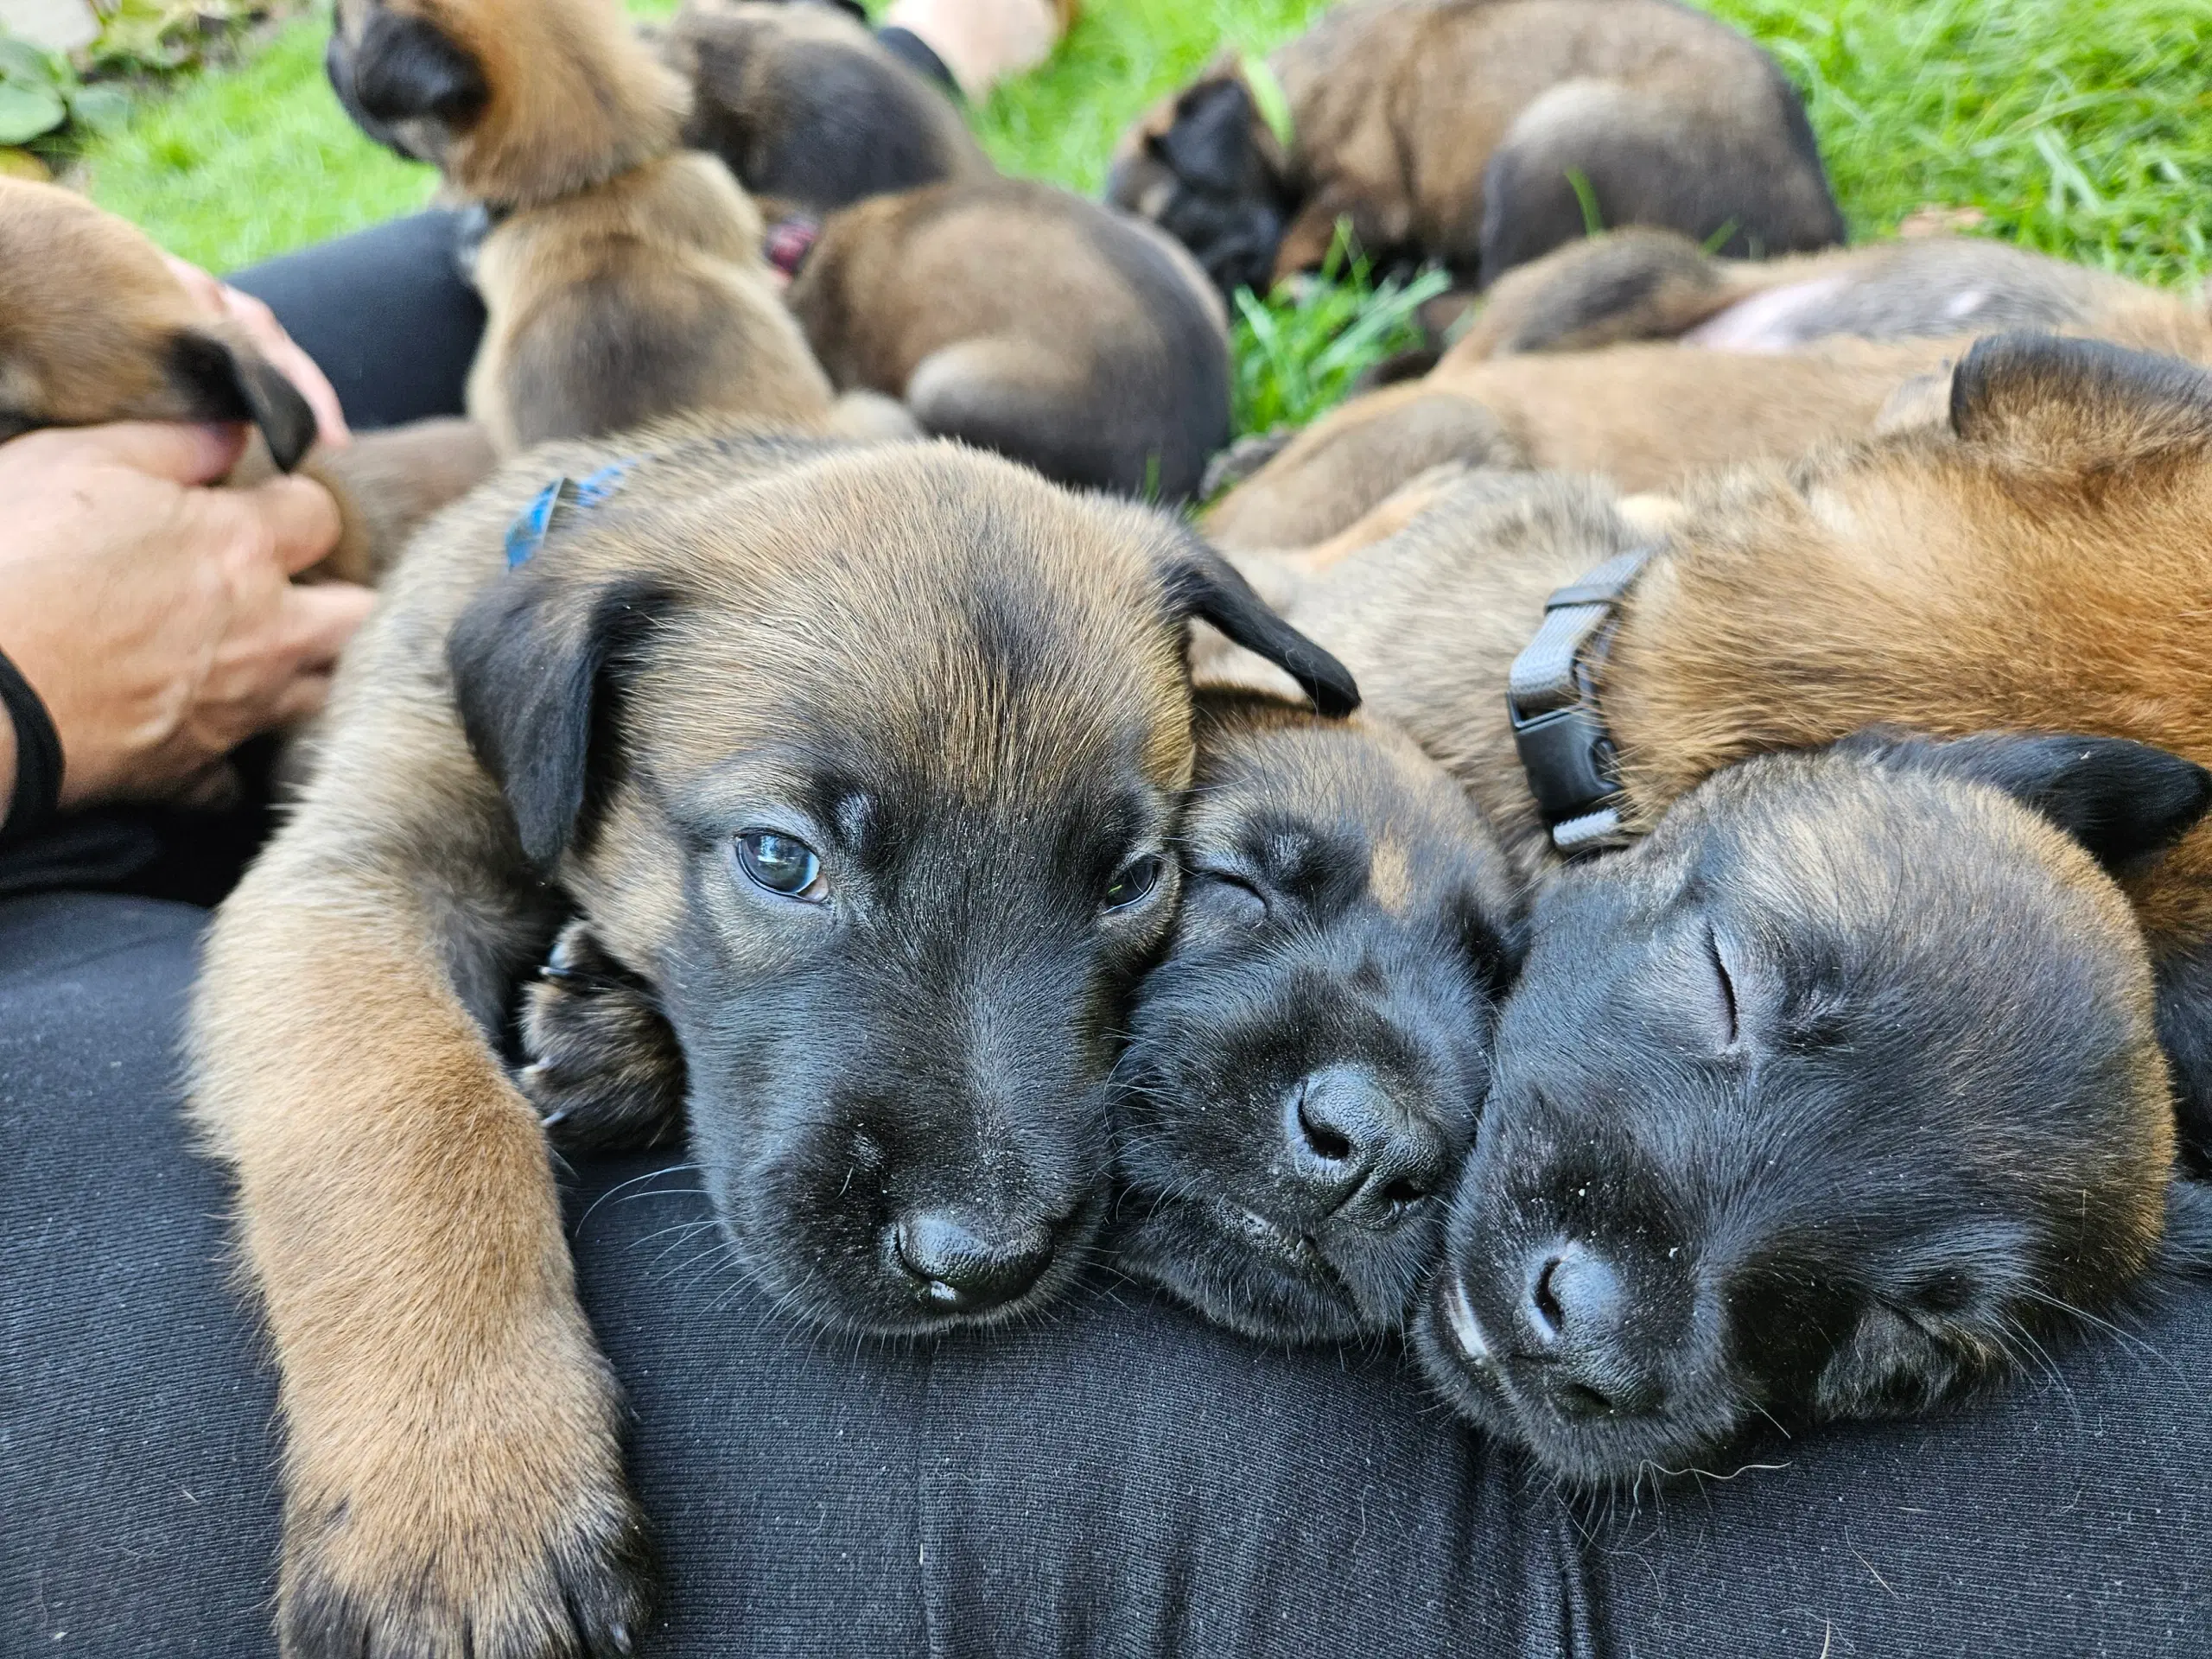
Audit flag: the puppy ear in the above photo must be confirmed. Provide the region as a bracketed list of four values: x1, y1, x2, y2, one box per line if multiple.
[165, 330, 319, 471]
[1161, 539, 1359, 717]
[448, 566, 675, 869]
[1949, 332, 2212, 464]
[1840, 728, 2212, 874]
[1149, 76, 1258, 194]
[350, 9, 490, 128]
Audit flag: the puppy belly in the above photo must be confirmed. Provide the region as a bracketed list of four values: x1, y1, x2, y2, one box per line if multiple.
[1680, 274, 1853, 352]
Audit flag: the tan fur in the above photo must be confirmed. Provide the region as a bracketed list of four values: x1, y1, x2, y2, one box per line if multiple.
[788, 178, 1231, 498]
[329, 0, 687, 207]
[0, 178, 496, 579]
[465, 151, 838, 449]
[1112, 0, 1839, 284]
[188, 421, 1295, 1653]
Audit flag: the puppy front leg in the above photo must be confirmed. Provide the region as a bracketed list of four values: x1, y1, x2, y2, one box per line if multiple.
[193, 795, 649, 1657]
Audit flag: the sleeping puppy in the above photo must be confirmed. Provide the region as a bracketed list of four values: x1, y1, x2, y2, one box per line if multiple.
[1217, 339, 2212, 1479]
[1108, 0, 1844, 298]
[1459, 225, 2212, 358]
[0, 176, 494, 582]
[327, 0, 866, 450]
[514, 682, 1529, 1347]
[188, 422, 1357, 1656]
[787, 179, 1233, 499]
[662, 0, 993, 218]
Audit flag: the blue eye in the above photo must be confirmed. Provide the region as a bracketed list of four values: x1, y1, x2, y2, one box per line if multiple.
[1103, 852, 1164, 912]
[734, 830, 825, 901]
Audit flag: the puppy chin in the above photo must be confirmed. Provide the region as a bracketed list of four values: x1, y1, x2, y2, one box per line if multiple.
[1111, 1192, 1408, 1344]
[1413, 1278, 1751, 1488]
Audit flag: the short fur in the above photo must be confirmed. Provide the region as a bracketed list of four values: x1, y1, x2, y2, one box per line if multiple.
[1107, 0, 1843, 297]
[1205, 276, 2212, 543]
[788, 178, 1234, 499]
[663, 0, 992, 218]
[0, 177, 495, 581]
[188, 423, 1356, 1657]
[1459, 225, 2206, 358]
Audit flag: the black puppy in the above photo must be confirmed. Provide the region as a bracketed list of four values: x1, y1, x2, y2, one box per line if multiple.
[1417, 732, 2212, 1485]
[1110, 689, 1524, 1342]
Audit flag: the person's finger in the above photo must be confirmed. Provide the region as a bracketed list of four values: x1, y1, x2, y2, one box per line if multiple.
[267, 668, 337, 730]
[219, 285, 352, 448]
[162, 253, 227, 318]
[70, 419, 246, 484]
[235, 473, 346, 576]
[274, 581, 378, 671]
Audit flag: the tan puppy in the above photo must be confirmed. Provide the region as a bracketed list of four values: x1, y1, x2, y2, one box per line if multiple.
[787, 178, 1233, 499]
[188, 420, 1356, 1658]
[1459, 225, 2211, 357]
[1108, 0, 1843, 297]
[326, 0, 861, 450]
[663, 0, 992, 218]
[0, 177, 495, 582]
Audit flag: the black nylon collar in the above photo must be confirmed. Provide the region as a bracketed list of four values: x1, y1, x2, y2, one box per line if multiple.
[1504, 546, 1653, 855]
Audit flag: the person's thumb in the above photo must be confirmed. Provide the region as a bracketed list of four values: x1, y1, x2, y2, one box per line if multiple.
[77, 420, 248, 485]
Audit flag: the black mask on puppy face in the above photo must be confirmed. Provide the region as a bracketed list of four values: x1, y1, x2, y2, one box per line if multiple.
[1109, 76, 1287, 298]
[1111, 692, 1522, 1343]
[1417, 732, 2208, 1485]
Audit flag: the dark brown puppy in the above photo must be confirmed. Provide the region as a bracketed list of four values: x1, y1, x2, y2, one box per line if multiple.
[663, 0, 992, 218]
[326, 0, 863, 450]
[1459, 224, 2209, 358]
[188, 422, 1356, 1659]
[1107, 0, 1843, 298]
[510, 683, 1529, 1347]
[0, 177, 495, 582]
[788, 178, 1233, 499]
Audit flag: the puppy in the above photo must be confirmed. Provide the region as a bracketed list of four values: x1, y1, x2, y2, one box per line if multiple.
[1459, 225, 2210, 358]
[1217, 340, 2212, 1478]
[0, 177, 495, 582]
[188, 421, 1357, 1656]
[512, 682, 1529, 1347]
[663, 0, 992, 218]
[327, 0, 863, 450]
[1108, 0, 1844, 298]
[786, 179, 1233, 499]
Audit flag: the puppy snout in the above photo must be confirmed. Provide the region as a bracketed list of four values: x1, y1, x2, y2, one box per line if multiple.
[1282, 1065, 1446, 1226]
[893, 1211, 1056, 1313]
[1520, 1241, 1667, 1420]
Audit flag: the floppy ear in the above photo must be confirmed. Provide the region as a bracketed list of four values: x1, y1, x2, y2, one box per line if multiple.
[1840, 728, 2212, 874]
[1949, 332, 2212, 465]
[1149, 76, 1260, 195]
[351, 9, 491, 128]
[1162, 539, 1359, 717]
[448, 566, 675, 869]
[165, 330, 320, 471]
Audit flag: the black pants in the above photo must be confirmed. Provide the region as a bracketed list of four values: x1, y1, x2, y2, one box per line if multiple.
[7, 890, 2212, 1655]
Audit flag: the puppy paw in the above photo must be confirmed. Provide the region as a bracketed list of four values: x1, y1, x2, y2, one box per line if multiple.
[276, 1357, 652, 1659]
[520, 920, 688, 1154]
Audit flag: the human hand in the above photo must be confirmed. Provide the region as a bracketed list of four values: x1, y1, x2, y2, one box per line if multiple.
[0, 422, 373, 820]
[164, 254, 352, 449]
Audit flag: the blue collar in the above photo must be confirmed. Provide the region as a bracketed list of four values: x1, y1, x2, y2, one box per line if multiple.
[503, 456, 640, 569]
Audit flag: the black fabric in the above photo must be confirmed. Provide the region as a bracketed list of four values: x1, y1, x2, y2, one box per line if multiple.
[0, 644, 62, 844]
[7, 891, 2212, 1656]
[225, 209, 486, 431]
[876, 23, 959, 95]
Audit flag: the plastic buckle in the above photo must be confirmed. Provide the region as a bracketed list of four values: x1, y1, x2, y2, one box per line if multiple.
[1507, 700, 1623, 846]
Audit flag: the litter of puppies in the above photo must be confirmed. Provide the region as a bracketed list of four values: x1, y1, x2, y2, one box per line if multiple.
[10, 0, 2212, 1649]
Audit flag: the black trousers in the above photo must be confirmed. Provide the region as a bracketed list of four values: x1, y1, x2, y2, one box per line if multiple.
[7, 891, 2212, 1655]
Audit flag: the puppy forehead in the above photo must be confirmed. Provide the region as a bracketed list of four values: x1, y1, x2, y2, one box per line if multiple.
[600, 448, 1198, 791]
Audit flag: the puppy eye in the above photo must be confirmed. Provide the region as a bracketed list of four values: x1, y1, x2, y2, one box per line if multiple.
[734, 830, 826, 903]
[1103, 852, 1165, 912]
[1707, 924, 1738, 1046]
[1190, 868, 1268, 919]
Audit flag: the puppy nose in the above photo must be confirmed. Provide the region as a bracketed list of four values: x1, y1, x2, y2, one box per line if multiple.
[1282, 1065, 1446, 1224]
[893, 1211, 1055, 1313]
[1522, 1241, 1665, 1419]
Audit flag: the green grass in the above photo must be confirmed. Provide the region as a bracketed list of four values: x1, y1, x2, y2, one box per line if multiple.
[72, 0, 2212, 426]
